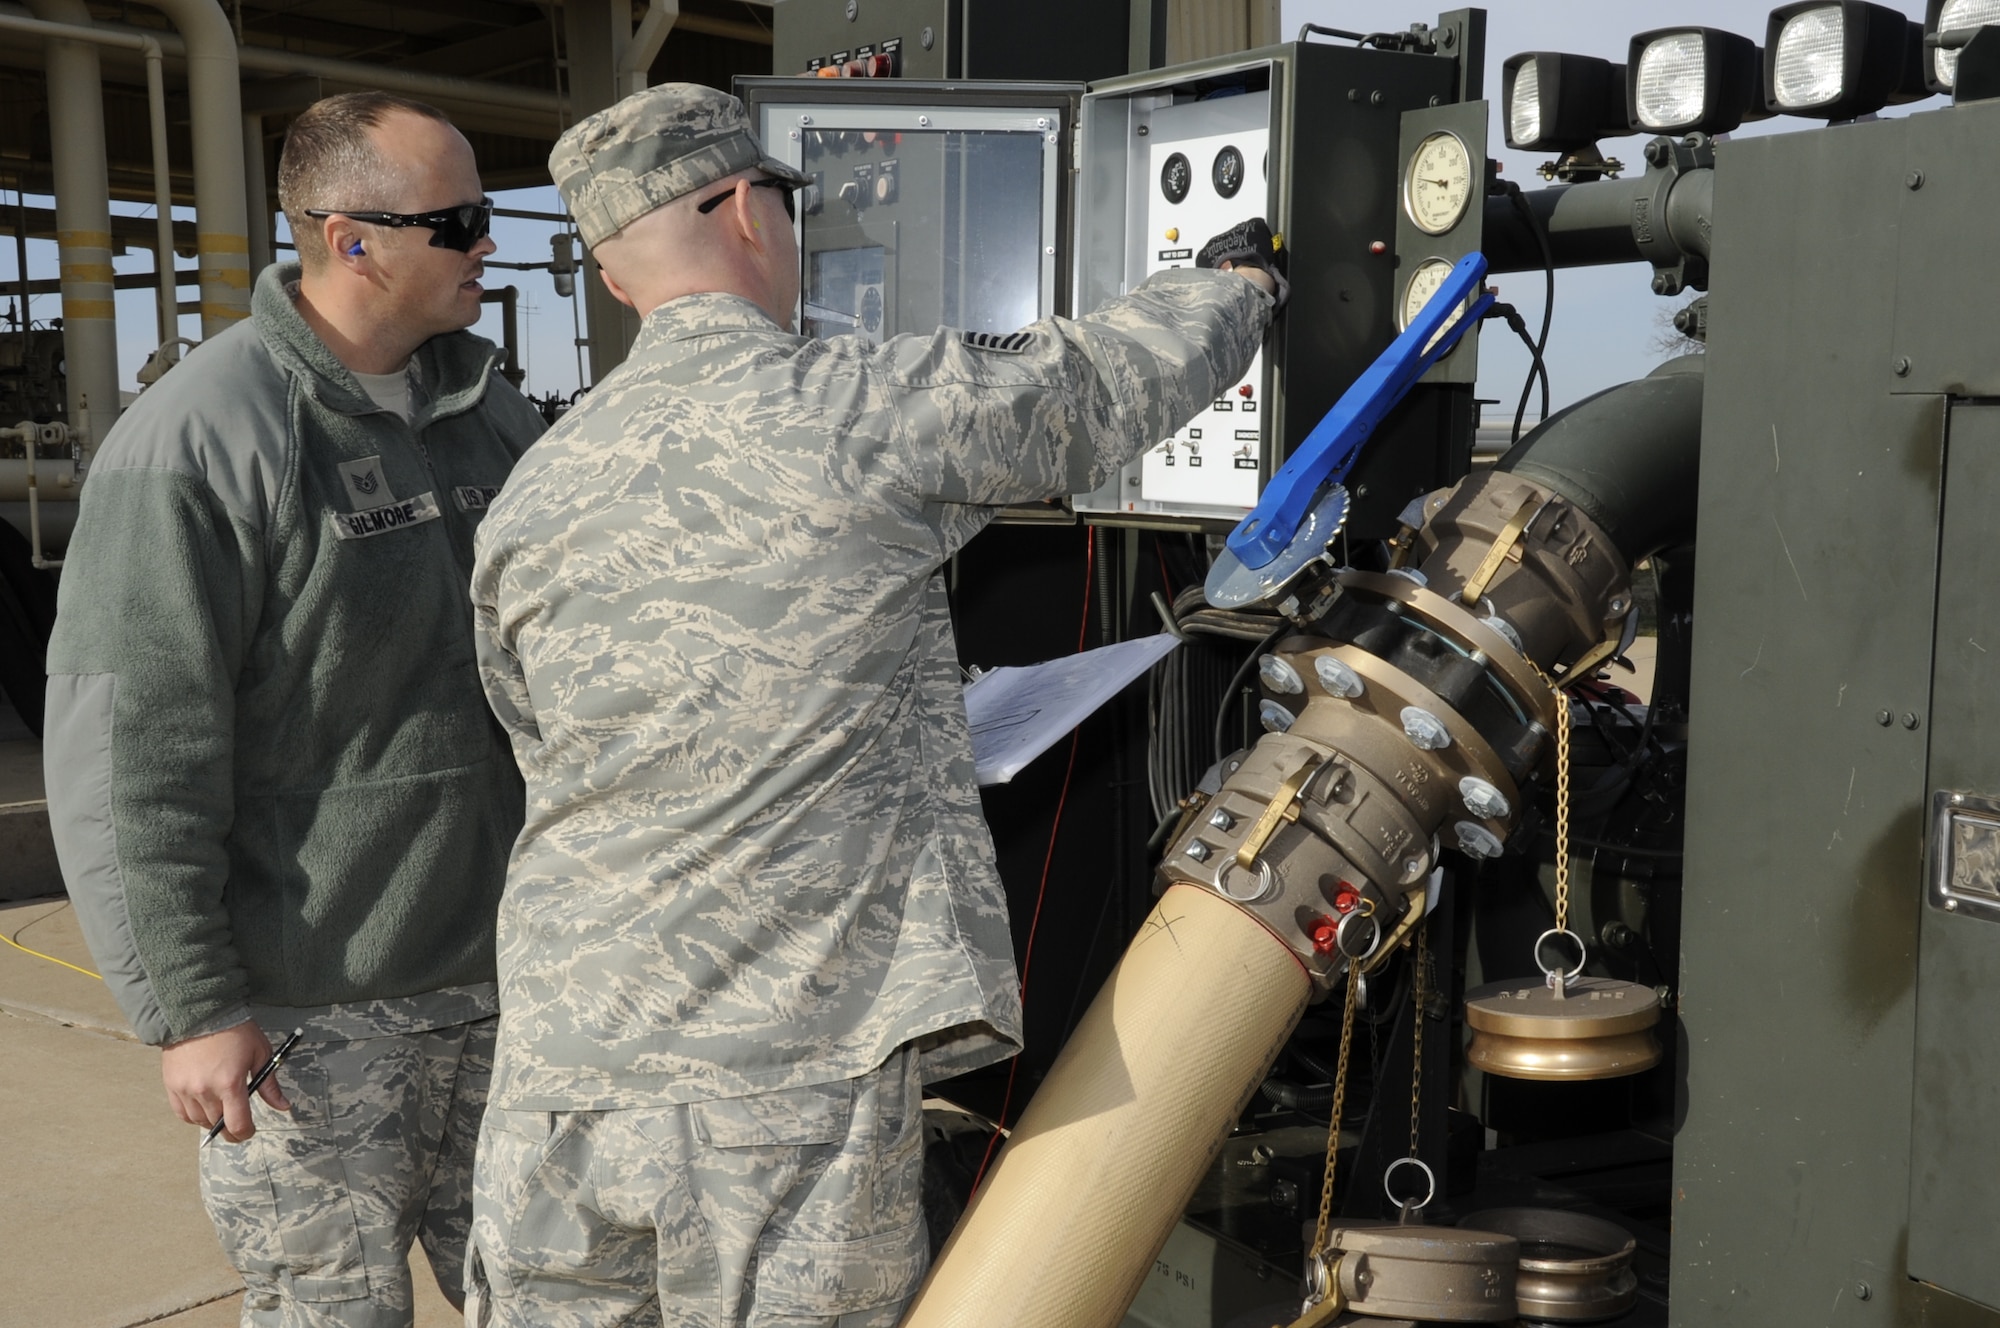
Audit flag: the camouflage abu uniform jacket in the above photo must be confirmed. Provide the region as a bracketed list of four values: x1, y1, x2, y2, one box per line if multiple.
[471, 267, 1270, 1110]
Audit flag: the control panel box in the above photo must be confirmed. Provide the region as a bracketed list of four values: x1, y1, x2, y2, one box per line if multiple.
[1072, 39, 1482, 537]
[743, 79, 1081, 349]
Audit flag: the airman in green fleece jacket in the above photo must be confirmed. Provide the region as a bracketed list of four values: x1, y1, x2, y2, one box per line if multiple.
[42, 92, 543, 1326]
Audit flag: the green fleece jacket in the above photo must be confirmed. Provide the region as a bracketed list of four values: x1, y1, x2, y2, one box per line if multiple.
[44, 264, 545, 1046]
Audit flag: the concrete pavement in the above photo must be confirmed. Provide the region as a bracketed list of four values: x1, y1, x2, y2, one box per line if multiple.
[0, 896, 460, 1327]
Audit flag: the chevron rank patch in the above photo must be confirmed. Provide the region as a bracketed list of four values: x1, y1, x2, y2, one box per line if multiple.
[961, 330, 1034, 353]
[337, 456, 397, 510]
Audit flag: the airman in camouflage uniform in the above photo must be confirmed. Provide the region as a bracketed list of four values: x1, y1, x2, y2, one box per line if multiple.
[465, 83, 1278, 1326]
[46, 93, 542, 1327]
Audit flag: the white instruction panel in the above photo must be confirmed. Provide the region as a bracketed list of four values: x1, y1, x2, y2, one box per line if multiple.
[1138, 110, 1269, 514]
[1070, 69, 1277, 525]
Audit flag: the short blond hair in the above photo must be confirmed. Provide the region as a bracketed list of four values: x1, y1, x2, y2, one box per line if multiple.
[278, 92, 451, 270]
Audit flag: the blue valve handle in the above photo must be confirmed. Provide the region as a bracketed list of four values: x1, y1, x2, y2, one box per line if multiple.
[1224, 251, 1495, 570]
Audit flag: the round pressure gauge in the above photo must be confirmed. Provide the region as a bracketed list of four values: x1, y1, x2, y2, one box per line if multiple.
[1212, 145, 1246, 199]
[1400, 257, 1472, 349]
[1161, 152, 1191, 204]
[1403, 131, 1474, 235]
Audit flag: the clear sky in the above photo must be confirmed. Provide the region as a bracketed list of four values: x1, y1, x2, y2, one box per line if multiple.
[2, 0, 1940, 418]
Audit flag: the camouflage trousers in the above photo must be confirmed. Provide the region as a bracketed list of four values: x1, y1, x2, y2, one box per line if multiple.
[199, 1017, 495, 1327]
[467, 1045, 927, 1328]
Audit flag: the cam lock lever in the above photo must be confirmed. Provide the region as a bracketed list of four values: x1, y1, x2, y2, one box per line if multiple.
[1234, 753, 1323, 870]
[1275, 1251, 1348, 1328]
[1206, 252, 1495, 611]
[1276, 1288, 1347, 1328]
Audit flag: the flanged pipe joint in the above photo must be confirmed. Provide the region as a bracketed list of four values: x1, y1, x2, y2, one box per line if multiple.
[1157, 468, 1634, 993]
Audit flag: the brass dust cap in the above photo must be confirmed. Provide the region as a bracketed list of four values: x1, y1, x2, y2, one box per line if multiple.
[1464, 977, 1663, 1081]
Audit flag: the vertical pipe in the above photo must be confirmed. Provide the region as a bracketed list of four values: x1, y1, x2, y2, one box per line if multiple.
[132, 0, 250, 336]
[145, 47, 179, 346]
[498, 285, 522, 387]
[24, 0, 120, 439]
[12, 183, 28, 343]
[243, 112, 272, 276]
[24, 436, 60, 568]
[563, 0, 641, 382]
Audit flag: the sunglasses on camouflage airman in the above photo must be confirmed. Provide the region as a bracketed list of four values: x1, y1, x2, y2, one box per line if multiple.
[695, 176, 799, 223]
[304, 199, 495, 252]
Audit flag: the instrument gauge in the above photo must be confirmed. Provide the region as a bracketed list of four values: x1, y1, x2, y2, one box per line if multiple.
[1212, 145, 1246, 199]
[1160, 152, 1191, 204]
[1403, 131, 1474, 235]
[1401, 257, 1474, 355]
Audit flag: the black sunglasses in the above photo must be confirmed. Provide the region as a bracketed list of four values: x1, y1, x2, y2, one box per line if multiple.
[695, 176, 798, 223]
[304, 198, 494, 253]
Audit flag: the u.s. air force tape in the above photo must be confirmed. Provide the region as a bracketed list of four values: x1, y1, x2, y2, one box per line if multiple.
[330, 491, 442, 540]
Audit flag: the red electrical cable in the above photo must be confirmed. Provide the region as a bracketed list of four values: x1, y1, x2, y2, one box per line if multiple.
[970, 528, 1094, 1194]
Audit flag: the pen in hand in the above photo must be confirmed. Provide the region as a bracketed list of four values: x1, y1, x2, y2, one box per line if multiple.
[201, 1027, 304, 1149]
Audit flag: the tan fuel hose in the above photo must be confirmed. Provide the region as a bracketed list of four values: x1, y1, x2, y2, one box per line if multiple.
[903, 883, 1313, 1328]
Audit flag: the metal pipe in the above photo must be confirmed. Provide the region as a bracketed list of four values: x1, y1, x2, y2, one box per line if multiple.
[482, 285, 523, 388]
[0, 424, 75, 569]
[12, 182, 27, 338]
[3, 9, 182, 386]
[129, 0, 250, 336]
[0, 499, 75, 555]
[1664, 166, 1714, 266]
[143, 41, 178, 343]
[0, 456, 83, 502]
[1484, 177, 1654, 272]
[243, 111, 272, 276]
[1483, 164, 1714, 277]
[22, 0, 120, 441]
[619, 0, 679, 96]
[24, 439, 61, 568]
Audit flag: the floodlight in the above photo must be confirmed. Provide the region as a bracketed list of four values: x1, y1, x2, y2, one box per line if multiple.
[1925, 0, 2000, 91]
[1502, 52, 1630, 151]
[1629, 27, 1764, 134]
[1764, 1, 1926, 118]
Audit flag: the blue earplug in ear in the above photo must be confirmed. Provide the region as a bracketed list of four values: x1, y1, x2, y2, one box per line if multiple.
[347, 241, 363, 256]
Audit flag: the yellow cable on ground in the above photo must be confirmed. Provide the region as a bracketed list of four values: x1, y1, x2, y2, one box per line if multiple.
[3, 903, 103, 980]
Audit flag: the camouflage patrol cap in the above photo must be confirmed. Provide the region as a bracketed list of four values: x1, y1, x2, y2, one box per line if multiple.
[550, 83, 810, 247]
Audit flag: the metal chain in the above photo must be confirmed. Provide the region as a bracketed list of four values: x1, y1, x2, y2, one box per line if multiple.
[1309, 961, 1362, 1260]
[1526, 660, 1573, 936]
[1407, 922, 1427, 1163]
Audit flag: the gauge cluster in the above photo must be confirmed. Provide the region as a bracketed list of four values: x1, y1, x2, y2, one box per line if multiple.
[1392, 108, 1487, 388]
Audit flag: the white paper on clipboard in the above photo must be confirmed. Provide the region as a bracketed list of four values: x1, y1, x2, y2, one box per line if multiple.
[964, 634, 1182, 786]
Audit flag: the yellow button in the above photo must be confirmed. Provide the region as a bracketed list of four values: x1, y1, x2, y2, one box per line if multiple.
[1165, 227, 1179, 242]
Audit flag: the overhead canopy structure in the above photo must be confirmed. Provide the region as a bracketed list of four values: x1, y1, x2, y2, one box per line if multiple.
[0, 0, 776, 200]
[0, 0, 775, 401]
